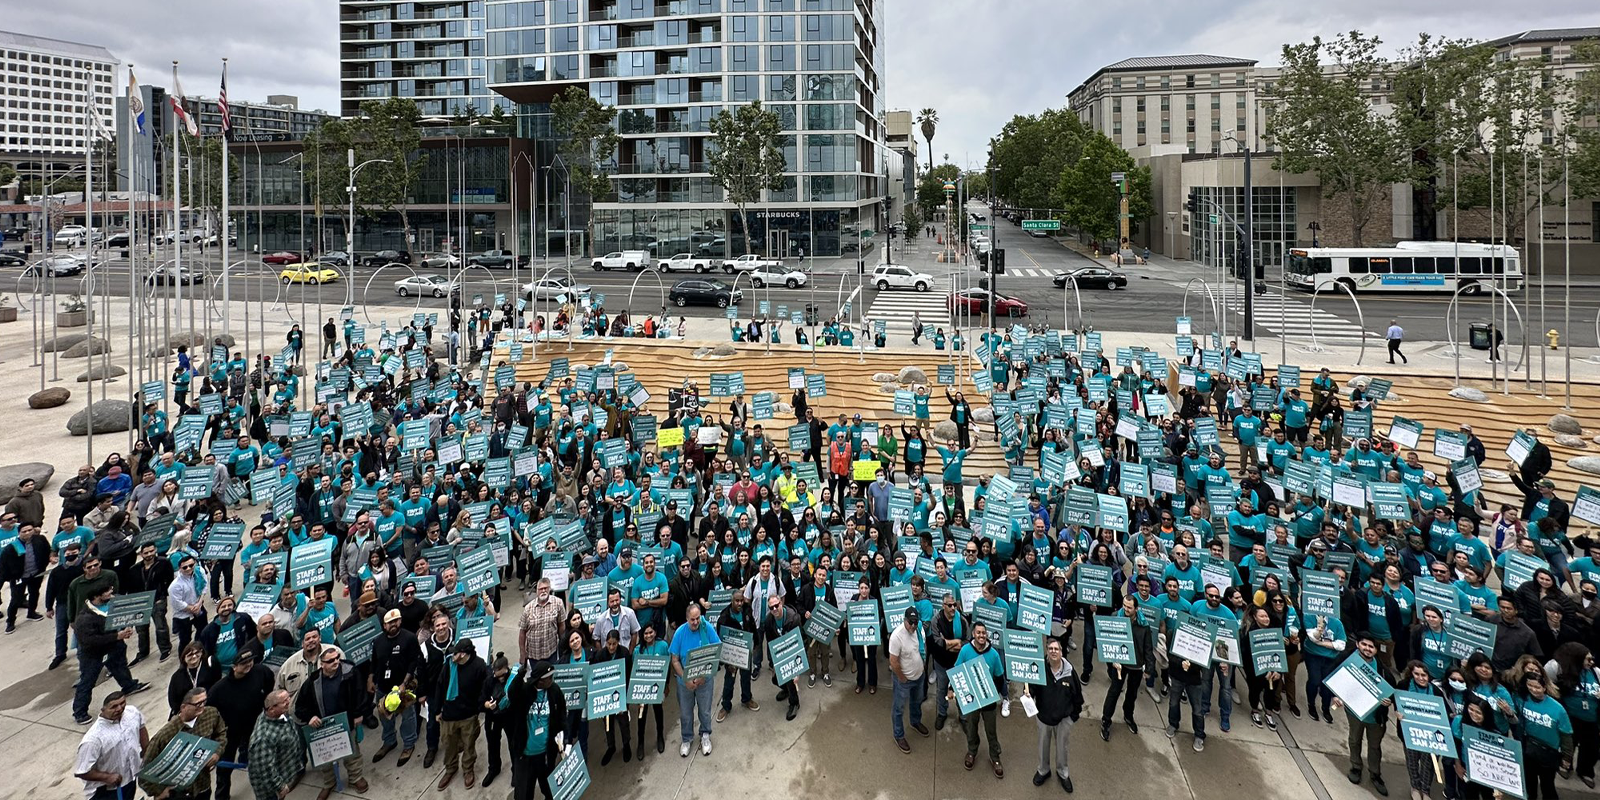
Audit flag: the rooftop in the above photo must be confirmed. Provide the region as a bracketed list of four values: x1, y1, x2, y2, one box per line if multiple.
[1069, 54, 1258, 101]
[1487, 27, 1600, 47]
[0, 29, 116, 63]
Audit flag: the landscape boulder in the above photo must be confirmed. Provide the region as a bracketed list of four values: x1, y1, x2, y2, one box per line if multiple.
[27, 387, 70, 408]
[1570, 457, 1600, 477]
[1549, 414, 1585, 435]
[62, 339, 111, 358]
[76, 365, 127, 382]
[66, 400, 135, 435]
[897, 366, 928, 385]
[1447, 386, 1490, 403]
[41, 333, 91, 353]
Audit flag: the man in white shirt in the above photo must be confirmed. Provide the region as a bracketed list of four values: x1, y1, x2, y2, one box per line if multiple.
[594, 586, 641, 650]
[73, 691, 147, 800]
[1385, 320, 1407, 364]
[888, 606, 929, 753]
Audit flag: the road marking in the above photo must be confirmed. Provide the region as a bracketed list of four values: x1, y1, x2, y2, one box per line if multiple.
[866, 290, 950, 329]
[1214, 288, 1368, 340]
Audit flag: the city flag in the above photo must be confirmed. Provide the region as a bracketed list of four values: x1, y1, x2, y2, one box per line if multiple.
[127, 66, 145, 134]
[170, 71, 198, 137]
[218, 62, 231, 140]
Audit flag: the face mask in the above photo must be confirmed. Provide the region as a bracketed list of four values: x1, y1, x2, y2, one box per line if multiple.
[1448, 679, 1467, 692]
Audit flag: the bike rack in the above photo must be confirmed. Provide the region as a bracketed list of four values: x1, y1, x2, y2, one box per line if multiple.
[1304, 280, 1367, 364]
[1444, 282, 1528, 387]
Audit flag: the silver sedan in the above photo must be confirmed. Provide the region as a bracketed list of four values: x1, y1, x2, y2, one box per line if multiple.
[393, 273, 456, 297]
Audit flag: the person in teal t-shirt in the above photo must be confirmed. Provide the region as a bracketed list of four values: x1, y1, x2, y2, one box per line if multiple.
[1515, 672, 1573, 797]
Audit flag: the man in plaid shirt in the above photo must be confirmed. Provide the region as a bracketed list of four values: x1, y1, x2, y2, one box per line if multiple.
[248, 689, 305, 800]
[518, 578, 566, 663]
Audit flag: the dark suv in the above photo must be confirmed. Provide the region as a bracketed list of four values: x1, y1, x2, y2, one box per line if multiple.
[669, 278, 742, 308]
[360, 249, 413, 267]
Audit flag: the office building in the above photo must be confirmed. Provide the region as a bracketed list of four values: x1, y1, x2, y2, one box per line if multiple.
[339, 0, 512, 118]
[186, 94, 335, 142]
[885, 108, 915, 216]
[484, 0, 889, 259]
[0, 30, 117, 184]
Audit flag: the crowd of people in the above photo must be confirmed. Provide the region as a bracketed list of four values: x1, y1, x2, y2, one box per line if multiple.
[14, 300, 1591, 800]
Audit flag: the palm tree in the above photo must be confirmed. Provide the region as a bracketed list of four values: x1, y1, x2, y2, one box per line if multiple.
[916, 108, 938, 172]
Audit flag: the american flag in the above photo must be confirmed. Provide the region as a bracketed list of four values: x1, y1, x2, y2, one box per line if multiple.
[218, 61, 231, 140]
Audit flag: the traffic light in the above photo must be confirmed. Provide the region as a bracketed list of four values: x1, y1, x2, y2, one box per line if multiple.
[1186, 189, 1198, 214]
[992, 248, 1006, 274]
[977, 250, 989, 269]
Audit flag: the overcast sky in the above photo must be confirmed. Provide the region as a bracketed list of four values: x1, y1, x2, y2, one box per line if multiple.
[6, 0, 1597, 164]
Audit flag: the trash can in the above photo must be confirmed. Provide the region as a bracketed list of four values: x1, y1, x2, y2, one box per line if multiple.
[1469, 322, 1491, 350]
[805, 304, 819, 326]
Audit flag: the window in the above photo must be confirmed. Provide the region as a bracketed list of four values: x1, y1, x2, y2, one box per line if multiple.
[1186, 95, 1195, 110]
[1185, 74, 1194, 88]
[1112, 97, 1121, 113]
[1211, 93, 1220, 109]
[1458, 257, 1481, 274]
[1113, 120, 1122, 135]
[729, 45, 757, 71]
[1136, 97, 1144, 112]
[767, 14, 794, 41]
[766, 44, 794, 71]
[1210, 73, 1220, 87]
[1112, 76, 1121, 89]
[1348, 257, 1369, 274]
[1186, 119, 1195, 133]
[1160, 96, 1169, 111]
[1136, 120, 1145, 134]
[730, 15, 756, 41]
[1368, 258, 1391, 274]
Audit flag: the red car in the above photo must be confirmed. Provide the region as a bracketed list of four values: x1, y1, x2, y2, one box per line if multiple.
[261, 251, 303, 266]
[947, 288, 1028, 317]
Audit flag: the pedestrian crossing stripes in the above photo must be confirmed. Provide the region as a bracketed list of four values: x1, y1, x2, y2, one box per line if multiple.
[1214, 289, 1368, 341]
[866, 290, 951, 330]
[1002, 267, 1059, 279]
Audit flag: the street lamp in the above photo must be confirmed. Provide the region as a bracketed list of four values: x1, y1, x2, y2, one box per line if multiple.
[346, 149, 390, 267]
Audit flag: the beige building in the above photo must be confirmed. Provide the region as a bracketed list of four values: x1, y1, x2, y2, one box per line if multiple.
[886, 109, 917, 218]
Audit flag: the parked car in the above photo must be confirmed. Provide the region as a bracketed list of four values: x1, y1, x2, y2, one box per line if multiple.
[279, 263, 341, 284]
[656, 253, 718, 274]
[146, 264, 202, 285]
[522, 276, 592, 301]
[721, 253, 784, 274]
[261, 251, 303, 266]
[415, 252, 460, 269]
[870, 264, 933, 292]
[591, 250, 649, 271]
[105, 231, 131, 248]
[669, 278, 742, 308]
[317, 251, 352, 267]
[748, 263, 808, 289]
[694, 238, 727, 256]
[393, 273, 457, 297]
[23, 254, 87, 277]
[1053, 267, 1128, 290]
[467, 249, 527, 269]
[1026, 228, 1050, 238]
[947, 288, 1027, 317]
[0, 251, 28, 267]
[360, 249, 413, 267]
[53, 225, 89, 247]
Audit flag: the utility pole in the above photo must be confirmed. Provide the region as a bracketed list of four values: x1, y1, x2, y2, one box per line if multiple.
[1241, 143, 1254, 342]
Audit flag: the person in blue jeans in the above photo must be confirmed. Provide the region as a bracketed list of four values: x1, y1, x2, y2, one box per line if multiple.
[888, 607, 929, 752]
[1165, 653, 1207, 751]
[71, 583, 149, 723]
[669, 605, 721, 757]
[45, 541, 86, 670]
[716, 592, 760, 721]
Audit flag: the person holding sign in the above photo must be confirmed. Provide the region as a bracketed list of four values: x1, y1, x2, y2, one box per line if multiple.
[507, 660, 568, 800]
[1241, 607, 1285, 731]
[762, 595, 805, 721]
[715, 589, 761, 722]
[1101, 593, 1154, 741]
[668, 604, 720, 757]
[1517, 671, 1575, 800]
[1031, 637, 1084, 791]
[595, 629, 634, 765]
[140, 686, 226, 800]
[953, 622, 1005, 777]
[72, 582, 151, 726]
[1330, 633, 1397, 796]
[293, 647, 369, 796]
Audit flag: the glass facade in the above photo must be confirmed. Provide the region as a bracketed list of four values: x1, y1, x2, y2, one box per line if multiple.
[485, 0, 885, 249]
[591, 204, 865, 259]
[339, 0, 510, 117]
[1189, 186, 1296, 271]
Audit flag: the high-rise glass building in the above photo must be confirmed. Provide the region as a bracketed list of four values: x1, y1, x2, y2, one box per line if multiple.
[484, 0, 887, 259]
[339, 0, 512, 117]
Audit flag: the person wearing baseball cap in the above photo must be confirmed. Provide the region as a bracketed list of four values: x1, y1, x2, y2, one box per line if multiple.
[508, 660, 567, 799]
[434, 639, 490, 789]
[208, 645, 274, 799]
[372, 604, 424, 765]
[889, 605, 928, 753]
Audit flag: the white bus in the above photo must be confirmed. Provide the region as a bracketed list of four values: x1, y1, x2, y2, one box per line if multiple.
[1284, 241, 1522, 295]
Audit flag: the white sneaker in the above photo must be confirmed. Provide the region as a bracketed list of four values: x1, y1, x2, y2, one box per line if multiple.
[680, 741, 691, 758]
[1193, 737, 1205, 753]
[701, 733, 713, 756]
[1001, 699, 1012, 717]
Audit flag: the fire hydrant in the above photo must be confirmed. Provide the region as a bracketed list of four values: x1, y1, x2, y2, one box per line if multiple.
[1548, 329, 1560, 349]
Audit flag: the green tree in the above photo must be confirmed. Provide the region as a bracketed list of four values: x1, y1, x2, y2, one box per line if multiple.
[989, 109, 1091, 211]
[350, 98, 427, 250]
[916, 163, 962, 220]
[901, 206, 922, 240]
[1268, 31, 1407, 246]
[550, 86, 620, 257]
[1571, 42, 1600, 199]
[706, 100, 786, 257]
[1054, 133, 1151, 243]
[916, 109, 938, 173]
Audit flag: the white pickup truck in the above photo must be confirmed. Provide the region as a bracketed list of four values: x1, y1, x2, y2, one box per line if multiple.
[721, 253, 786, 274]
[656, 252, 719, 274]
[590, 250, 649, 271]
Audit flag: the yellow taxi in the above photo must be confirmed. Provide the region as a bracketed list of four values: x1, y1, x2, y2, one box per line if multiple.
[279, 263, 342, 285]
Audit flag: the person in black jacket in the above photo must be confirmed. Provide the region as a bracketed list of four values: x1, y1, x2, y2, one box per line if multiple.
[1030, 637, 1084, 792]
[1330, 632, 1396, 795]
[717, 589, 761, 720]
[209, 648, 274, 800]
[125, 542, 174, 664]
[1, 522, 51, 632]
[294, 647, 370, 793]
[70, 583, 149, 724]
[371, 608, 425, 764]
[594, 629, 634, 764]
[927, 593, 967, 730]
[434, 639, 491, 790]
[508, 660, 567, 800]
[197, 595, 257, 668]
[762, 595, 805, 721]
[1100, 593, 1154, 741]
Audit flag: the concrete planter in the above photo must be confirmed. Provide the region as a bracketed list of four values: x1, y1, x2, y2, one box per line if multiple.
[0, 306, 16, 323]
[56, 309, 92, 328]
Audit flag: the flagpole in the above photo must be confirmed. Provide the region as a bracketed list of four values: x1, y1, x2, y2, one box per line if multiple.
[221, 58, 231, 345]
[172, 62, 184, 375]
[84, 66, 96, 463]
[126, 65, 137, 450]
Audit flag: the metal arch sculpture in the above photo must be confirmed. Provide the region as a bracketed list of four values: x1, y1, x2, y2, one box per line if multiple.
[1306, 279, 1368, 364]
[1444, 281, 1529, 387]
[625, 264, 667, 317]
[1060, 273, 1085, 334]
[359, 262, 424, 327]
[1180, 278, 1219, 340]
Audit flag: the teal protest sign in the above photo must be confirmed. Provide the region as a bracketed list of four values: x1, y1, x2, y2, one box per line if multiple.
[804, 599, 845, 643]
[1248, 628, 1287, 674]
[949, 655, 1001, 714]
[288, 539, 335, 590]
[569, 577, 609, 623]
[552, 663, 589, 716]
[550, 747, 591, 800]
[587, 660, 628, 718]
[137, 731, 221, 787]
[1075, 563, 1114, 607]
[1095, 616, 1138, 666]
[1445, 614, 1497, 661]
[105, 591, 156, 629]
[719, 626, 753, 671]
[1325, 653, 1394, 719]
[199, 522, 244, 562]
[1395, 690, 1454, 757]
[1461, 725, 1524, 798]
[628, 654, 669, 705]
[768, 627, 810, 685]
[684, 643, 722, 681]
[340, 616, 382, 665]
[1004, 629, 1045, 686]
[1016, 583, 1053, 634]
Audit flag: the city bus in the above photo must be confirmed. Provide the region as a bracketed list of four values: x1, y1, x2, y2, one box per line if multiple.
[1284, 241, 1522, 295]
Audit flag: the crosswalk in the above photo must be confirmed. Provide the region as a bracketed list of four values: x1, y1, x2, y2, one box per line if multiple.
[1216, 288, 1368, 341]
[866, 289, 951, 331]
[1004, 267, 1059, 279]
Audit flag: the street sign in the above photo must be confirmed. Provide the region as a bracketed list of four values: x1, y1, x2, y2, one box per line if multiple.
[1111, 171, 1126, 182]
[1021, 220, 1060, 231]
[1208, 214, 1219, 224]
[971, 224, 991, 230]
